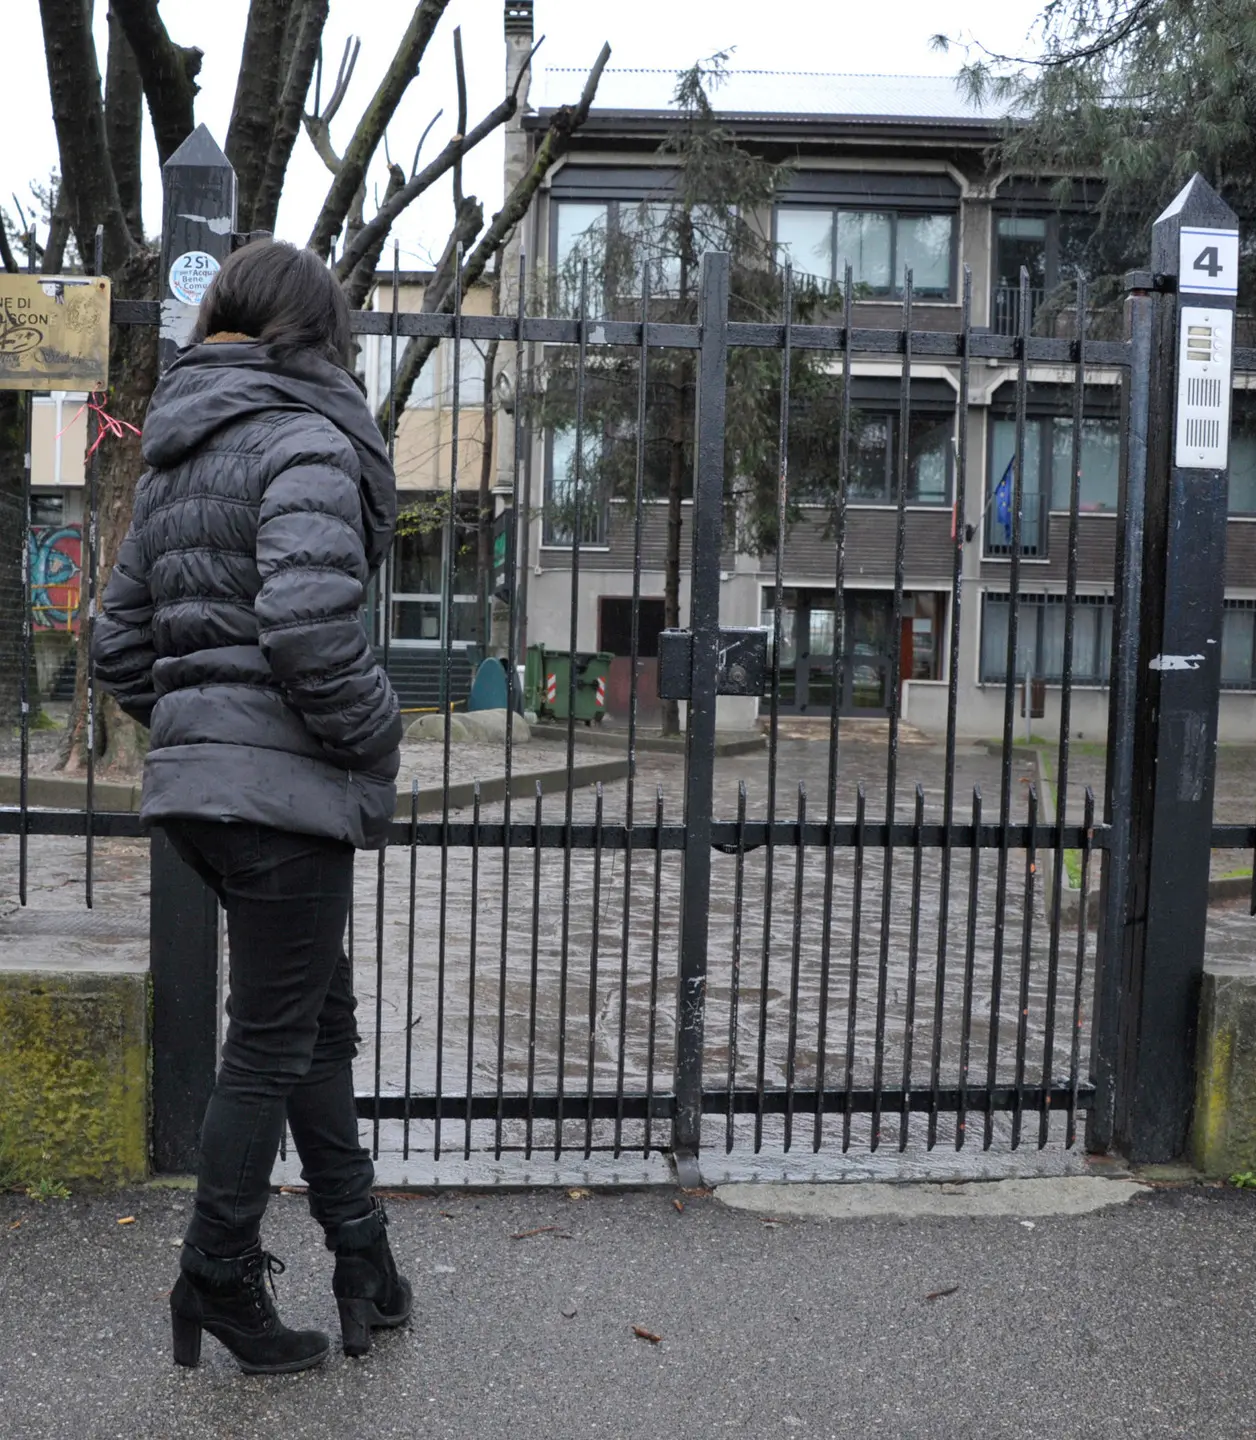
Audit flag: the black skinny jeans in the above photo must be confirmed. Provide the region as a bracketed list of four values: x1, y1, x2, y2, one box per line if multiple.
[162, 821, 375, 1257]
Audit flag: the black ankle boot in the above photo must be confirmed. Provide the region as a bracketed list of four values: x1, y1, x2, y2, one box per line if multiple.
[327, 1197, 412, 1357]
[170, 1242, 330, 1374]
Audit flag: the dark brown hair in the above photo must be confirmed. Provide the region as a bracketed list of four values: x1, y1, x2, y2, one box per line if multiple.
[191, 239, 351, 368]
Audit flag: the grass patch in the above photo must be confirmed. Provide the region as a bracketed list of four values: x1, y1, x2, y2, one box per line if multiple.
[1063, 849, 1083, 888]
[0, 1125, 70, 1202]
[1230, 1171, 1256, 1189]
[1218, 867, 1254, 882]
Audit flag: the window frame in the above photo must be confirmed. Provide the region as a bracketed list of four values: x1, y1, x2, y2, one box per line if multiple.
[1221, 599, 1256, 691]
[541, 425, 610, 549]
[827, 403, 956, 508]
[979, 590, 1114, 687]
[772, 203, 959, 301]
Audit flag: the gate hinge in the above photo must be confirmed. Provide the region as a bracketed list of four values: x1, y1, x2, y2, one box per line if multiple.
[657, 627, 769, 701]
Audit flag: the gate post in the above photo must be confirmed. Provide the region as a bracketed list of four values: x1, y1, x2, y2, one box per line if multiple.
[150, 127, 237, 1172]
[1100, 174, 1238, 1164]
[671, 252, 730, 1183]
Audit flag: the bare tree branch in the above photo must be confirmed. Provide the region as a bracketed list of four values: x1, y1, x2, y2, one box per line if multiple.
[308, 0, 452, 258]
[335, 89, 516, 281]
[43, 182, 72, 273]
[343, 163, 406, 309]
[372, 42, 610, 430]
[105, 8, 145, 243]
[412, 110, 444, 176]
[226, 0, 293, 230]
[38, 0, 137, 271]
[0, 216, 18, 275]
[452, 25, 467, 208]
[253, 0, 330, 233]
[373, 196, 483, 431]
[302, 35, 360, 172]
[110, 0, 202, 165]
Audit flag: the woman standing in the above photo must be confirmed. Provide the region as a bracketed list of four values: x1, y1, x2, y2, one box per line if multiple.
[94, 240, 410, 1372]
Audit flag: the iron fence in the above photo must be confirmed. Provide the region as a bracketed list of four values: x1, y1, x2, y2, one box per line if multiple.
[3, 228, 1256, 1184]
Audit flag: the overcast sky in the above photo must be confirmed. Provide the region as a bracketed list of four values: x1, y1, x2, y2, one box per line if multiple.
[3, 0, 1044, 269]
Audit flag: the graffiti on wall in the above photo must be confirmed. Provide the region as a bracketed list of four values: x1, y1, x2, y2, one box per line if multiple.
[29, 524, 82, 631]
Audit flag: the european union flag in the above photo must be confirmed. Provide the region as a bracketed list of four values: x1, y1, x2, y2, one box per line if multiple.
[994, 457, 1014, 539]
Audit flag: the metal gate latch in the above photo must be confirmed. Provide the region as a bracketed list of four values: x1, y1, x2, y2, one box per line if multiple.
[656, 627, 769, 700]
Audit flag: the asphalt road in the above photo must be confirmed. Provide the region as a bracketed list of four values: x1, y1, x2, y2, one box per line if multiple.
[3, 1179, 1256, 1439]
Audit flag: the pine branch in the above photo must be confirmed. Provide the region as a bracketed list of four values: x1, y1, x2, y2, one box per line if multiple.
[308, 0, 452, 259]
[109, 0, 202, 165]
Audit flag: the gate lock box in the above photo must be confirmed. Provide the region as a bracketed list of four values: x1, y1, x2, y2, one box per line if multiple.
[657, 626, 770, 700]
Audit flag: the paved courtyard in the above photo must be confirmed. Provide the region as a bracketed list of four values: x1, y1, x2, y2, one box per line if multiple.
[3, 728, 1255, 1182]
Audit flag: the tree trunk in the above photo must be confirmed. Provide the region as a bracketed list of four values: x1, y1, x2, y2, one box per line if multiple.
[59, 249, 159, 775]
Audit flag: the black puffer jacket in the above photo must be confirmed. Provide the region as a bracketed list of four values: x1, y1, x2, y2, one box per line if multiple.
[93, 339, 401, 849]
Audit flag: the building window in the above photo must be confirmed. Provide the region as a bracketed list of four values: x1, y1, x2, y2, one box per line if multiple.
[985, 404, 1119, 558]
[991, 211, 1093, 335]
[1230, 394, 1256, 515]
[599, 596, 666, 658]
[388, 498, 481, 645]
[1222, 600, 1256, 689]
[551, 198, 729, 317]
[373, 337, 485, 412]
[841, 408, 952, 505]
[776, 206, 955, 298]
[980, 592, 1113, 685]
[543, 428, 608, 546]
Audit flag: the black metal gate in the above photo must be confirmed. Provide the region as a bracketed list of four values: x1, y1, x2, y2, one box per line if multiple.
[3, 165, 1254, 1187]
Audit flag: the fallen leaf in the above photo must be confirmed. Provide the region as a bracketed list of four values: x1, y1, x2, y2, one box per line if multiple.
[117, 1216, 136, 1225]
[632, 1325, 662, 1344]
[8, 1220, 21, 1230]
[511, 1226, 559, 1240]
[672, 1199, 684, 1214]
[566, 1187, 592, 1201]
[925, 1285, 960, 1301]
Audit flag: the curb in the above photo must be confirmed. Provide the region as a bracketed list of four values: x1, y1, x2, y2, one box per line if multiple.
[529, 725, 765, 758]
[0, 764, 630, 819]
[395, 758, 631, 817]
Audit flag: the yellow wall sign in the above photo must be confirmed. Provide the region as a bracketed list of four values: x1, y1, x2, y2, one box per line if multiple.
[0, 275, 111, 392]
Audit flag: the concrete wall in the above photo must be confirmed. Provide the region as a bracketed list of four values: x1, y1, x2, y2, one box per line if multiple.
[0, 970, 148, 1188]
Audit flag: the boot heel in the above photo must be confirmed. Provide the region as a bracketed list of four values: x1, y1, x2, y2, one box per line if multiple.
[171, 1306, 203, 1368]
[338, 1298, 373, 1358]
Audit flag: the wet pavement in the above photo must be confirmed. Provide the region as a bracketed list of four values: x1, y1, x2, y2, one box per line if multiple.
[3, 730, 1256, 1183]
[4, 1179, 1256, 1439]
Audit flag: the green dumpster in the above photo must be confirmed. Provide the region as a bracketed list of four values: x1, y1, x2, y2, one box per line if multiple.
[524, 645, 613, 723]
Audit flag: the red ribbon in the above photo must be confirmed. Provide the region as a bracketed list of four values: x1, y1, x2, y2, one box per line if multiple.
[56, 394, 142, 457]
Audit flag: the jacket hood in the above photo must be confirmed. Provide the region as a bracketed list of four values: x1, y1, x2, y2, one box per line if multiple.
[141, 341, 396, 570]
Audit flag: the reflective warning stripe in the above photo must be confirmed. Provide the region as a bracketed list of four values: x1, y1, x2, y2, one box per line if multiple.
[546, 673, 557, 703]
[595, 677, 606, 707]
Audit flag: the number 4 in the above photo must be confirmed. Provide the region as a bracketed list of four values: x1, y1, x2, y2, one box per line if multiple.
[1194, 246, 1223, 278]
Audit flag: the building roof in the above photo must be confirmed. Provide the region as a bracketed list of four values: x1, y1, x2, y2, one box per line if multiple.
[530, 67, 1018, 127]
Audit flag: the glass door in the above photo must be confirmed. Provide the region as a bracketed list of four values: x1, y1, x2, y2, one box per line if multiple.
[386, 503, 481, 647]
[839, 592, 892, 715]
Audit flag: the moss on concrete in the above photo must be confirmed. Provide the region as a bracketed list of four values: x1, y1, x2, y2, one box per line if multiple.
[0, 971, 148, 1188]
[1193, 972, 1256, 1178]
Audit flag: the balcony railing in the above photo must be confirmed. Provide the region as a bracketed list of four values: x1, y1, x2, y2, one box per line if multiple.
[985, 489, 1050, 559]
[991, 284, 1047, 337]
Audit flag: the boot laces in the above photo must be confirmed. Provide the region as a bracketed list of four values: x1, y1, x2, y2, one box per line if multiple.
[243, 1250, 286, 1310]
